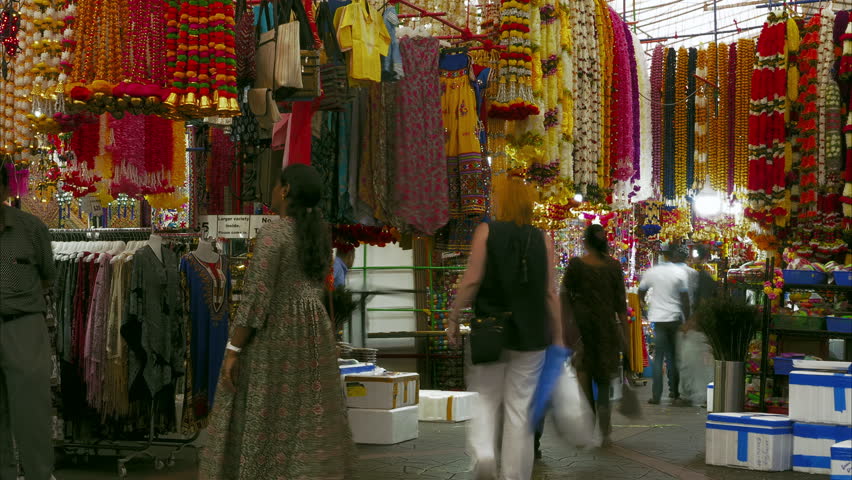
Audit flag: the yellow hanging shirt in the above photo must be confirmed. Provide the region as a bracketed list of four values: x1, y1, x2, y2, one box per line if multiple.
[334, 0, 391, 83]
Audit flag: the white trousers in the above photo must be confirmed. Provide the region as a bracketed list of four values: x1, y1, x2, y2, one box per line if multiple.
[466, 348, 546, 480]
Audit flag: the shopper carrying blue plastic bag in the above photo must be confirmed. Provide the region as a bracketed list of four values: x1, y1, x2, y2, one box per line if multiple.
[530, 344, 572, 430]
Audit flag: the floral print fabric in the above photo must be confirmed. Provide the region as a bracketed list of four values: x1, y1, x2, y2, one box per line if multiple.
[200, 219, 355, 480]
[394, 37, 449, 235]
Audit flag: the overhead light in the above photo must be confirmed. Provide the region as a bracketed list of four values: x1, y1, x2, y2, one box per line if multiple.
[694, 182, 721, 218]
[574, 193, 583, 203]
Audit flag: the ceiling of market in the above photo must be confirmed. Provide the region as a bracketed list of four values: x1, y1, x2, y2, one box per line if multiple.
[609, 0, 852, 50]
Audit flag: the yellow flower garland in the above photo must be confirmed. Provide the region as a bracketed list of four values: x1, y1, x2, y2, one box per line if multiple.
[596, 0, 614, 188]
[675, 47, 689, 198]
[706, 42, 718, 188]
[734, 39, 754, 195]
[712, 43, 730, 192]
[695, 48, 708, 190]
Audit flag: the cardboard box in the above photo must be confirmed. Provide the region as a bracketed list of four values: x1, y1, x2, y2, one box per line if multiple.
[792, 422, 852, 474]
[705, 413, 793, 471]
[419, 390, 479, 422]
[789, 370, 852, 426]
[348, 406, 419, 445]
[831, 440, 852, 479]
[344, 372, 419, 410]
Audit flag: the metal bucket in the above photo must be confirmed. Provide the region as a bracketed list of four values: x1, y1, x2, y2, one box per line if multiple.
[713, 360, 745, 412]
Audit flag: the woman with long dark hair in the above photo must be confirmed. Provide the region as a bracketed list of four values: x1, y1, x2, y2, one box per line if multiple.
[200, 164, 355, 480]
[561, 224, 630, 447]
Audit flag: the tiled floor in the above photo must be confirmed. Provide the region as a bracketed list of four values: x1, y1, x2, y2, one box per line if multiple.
[54, 385, 817, 480]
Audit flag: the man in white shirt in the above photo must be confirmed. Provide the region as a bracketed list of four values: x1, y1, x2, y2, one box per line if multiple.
[639, 245, 691, 405]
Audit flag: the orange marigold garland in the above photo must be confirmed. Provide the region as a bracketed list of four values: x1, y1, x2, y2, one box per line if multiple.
[705, 42, 718, 187]
[694, 48, 708, 190]
[795, 13, 821, 219]
[712, 43, 729, 193]
[596, 0, 614, 189]
[734, 39, 754, 195]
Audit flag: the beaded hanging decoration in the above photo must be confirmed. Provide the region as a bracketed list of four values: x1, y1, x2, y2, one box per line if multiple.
[686, 48, 697, 195]
[673, 47, 688, 198]
[490, 0, 539, 119]
[662, 48, 676, 200]
[650, 45, 664, 196]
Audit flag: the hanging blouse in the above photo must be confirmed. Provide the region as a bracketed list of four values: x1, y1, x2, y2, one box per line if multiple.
[335, 0, 391, 83]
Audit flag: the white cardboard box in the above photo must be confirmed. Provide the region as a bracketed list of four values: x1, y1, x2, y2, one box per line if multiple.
[790, 370, 852, 426]
[831, 440, 852, 479]
[344, 372, 420, 410]
[705, 413, 793, 471]
[707, 383, 714, 413]
[348, 405, 419, 445]
[418, 390, 479, 422]
[792, 422, 852, 474]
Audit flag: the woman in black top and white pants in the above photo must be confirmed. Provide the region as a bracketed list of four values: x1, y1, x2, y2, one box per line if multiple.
[447, 177, 564, 480]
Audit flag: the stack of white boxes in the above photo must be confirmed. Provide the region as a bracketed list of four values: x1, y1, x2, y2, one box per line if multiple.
[343, 371, 420, 445]
[705, 413, 795, 471]
[789, 362, 852, 476]
[418, 390, 479, 422]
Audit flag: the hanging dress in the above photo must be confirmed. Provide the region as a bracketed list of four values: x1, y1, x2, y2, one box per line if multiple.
[180, 253, 231, 433]
[440, 52, 486, 218]
[394, 36, 449, 235]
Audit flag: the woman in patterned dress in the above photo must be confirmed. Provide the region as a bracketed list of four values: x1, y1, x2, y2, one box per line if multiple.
[199, 164, 355, 480]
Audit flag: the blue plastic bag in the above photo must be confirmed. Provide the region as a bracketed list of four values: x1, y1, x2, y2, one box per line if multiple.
[530, 345, 572, 431]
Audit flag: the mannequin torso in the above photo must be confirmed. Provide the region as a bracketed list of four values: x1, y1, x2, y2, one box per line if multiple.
[192, 239, 220, 264]
[147, 234, 164, 263]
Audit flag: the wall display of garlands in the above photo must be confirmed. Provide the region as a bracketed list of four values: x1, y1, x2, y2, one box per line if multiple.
[65, 0, 238, 119]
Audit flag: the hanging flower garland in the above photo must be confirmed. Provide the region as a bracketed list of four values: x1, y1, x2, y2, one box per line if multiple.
[570, 0, 600, 189]
[795, 13, 820, 219]
[596, 0, 614, 189]
[673, 47, 688, 198]
[694, 48, 708, 191]
[634, 33, 653, 200]
[748, 13, 788, 206]
[491, 0, 538, 119]
[734, 39, 754, 195]
[558, 2, 573, 182]
[817, 6, 837, 189]
[609, 8, 634, 203]
[650, 45, 664, 196]
[712, 43, 729, 193]
[540, 3, 561, 172]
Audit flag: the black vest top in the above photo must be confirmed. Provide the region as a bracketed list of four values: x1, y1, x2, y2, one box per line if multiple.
[474, 221, 550, 351]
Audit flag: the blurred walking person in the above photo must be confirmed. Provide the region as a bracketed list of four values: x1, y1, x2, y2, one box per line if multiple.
[447, 177, 564, 480]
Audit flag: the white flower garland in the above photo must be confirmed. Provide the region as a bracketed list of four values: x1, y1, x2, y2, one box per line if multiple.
[817, 4, 836, 189]
[633, 30, 653, 202]
[570, 0, 600, 188]
[559, 1, 574, 181]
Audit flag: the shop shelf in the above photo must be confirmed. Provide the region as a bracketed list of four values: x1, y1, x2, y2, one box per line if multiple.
[768, 328, 852, 340]
[771, 315, 825, 331]
[783, 270, 828, 285]
[833, 271, 852, 287]
[826, 316, 852, 334]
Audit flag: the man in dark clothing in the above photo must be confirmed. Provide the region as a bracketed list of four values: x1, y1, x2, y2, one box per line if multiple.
[0, 162, 56, 480]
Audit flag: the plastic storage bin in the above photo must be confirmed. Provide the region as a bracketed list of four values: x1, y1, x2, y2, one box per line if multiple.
[784, 270, 828, 285]
[834, 271, 852, 287]
[831, 440, 852, 480]
[774, 355, 806, 375]
[789, 370, 852, 425]
[827, 316, 852, 334]
[705, 413, 794, 471]
[792, 422, 852, 474]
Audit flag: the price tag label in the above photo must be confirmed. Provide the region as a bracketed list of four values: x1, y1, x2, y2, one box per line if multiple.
[200, 215, 218, 238]
[80, 195, 103, 216]
[249, 215, 279, 238]
[217, 215, 251, 238]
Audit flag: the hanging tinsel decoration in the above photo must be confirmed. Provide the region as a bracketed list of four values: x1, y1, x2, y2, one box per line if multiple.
[686, 48, 697, 194]
[674, 47, 688, 198]
[663, 48, 676, 200]
[650, 45, 664, 196]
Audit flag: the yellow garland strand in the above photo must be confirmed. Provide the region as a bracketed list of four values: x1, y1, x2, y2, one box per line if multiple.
[695, 48, 708, 190]
[734, 39, 754, 195]
[706, 42, 718, 188]
[675, 47, 689, 198]
[596, 0, 613, 188]
[712, 43, 729, 192]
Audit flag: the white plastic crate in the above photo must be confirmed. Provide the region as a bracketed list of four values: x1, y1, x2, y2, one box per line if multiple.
[705, 413, 793, 471]
[418, 390, 479, 422]
[792, 422, 852, 474]
[348, 405, 419, 445]
[789, 370, 852, 426]
[707, 383, 714, 412]
[831, 440, 852, 480]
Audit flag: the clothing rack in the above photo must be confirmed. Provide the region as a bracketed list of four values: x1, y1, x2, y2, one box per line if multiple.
[49, 229, 203, 478]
